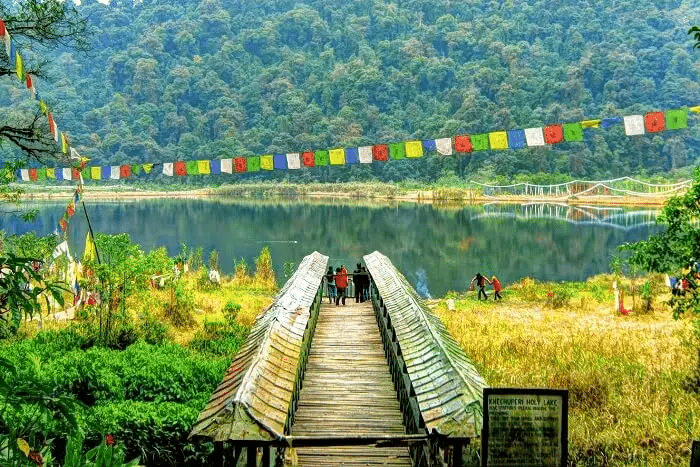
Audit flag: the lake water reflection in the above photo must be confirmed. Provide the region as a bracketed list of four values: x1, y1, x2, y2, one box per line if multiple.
[1, 198, 662, 298]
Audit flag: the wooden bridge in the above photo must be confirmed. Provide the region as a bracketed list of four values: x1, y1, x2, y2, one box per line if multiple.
[189, 251, 486, 466]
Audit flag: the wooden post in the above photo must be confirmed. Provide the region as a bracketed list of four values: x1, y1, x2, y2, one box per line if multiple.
[213, 442, 225, 466]
[247, 445, 257, 467]
[451, 441, 462, 467]
[691, 440, 700, 467]
[262, 445, 271, 467]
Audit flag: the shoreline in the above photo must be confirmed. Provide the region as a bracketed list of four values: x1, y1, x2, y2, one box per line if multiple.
[15, 183, 675, 207]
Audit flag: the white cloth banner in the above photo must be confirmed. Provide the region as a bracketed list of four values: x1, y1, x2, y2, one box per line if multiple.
[624, 115, 645, 136]
[163, 162, 174, 176]
[358, 146, 373, 163]
[4, 33, 10, 59]
[524, 127, 545, 146]
[20, 169, 29, 181]
[220, 158, 233, 174]
[110, 166, 120, 180]
[62, 168, 72, 180]
[435, 138, 453, 155]
[286, 153, 301, 169]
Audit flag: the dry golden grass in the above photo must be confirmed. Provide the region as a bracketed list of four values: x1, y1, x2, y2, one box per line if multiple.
[433, 278, 699, 466]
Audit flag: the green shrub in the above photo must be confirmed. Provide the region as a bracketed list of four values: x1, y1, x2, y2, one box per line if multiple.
[163, 282, 196, 328]
[188, 320, 247, 357]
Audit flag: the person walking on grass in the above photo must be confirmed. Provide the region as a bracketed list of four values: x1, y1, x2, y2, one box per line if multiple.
[491, 276, 502, 301]
[470, 272, 491, 300]
[334, 266, 348, 306]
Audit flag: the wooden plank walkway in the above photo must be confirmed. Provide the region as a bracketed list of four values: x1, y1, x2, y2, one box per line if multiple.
[291, 300, 412, 466]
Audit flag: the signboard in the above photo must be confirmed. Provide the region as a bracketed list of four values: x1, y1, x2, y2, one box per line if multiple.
[482, 388, 568, 467]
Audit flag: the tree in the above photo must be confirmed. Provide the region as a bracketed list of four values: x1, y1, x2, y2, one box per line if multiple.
[0, 0, 90, 162]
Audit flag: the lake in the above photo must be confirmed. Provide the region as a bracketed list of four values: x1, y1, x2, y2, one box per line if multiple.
[1, 198, 662, 298]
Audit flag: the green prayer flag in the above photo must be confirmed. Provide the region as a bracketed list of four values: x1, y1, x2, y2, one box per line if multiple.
[314, 150, 329, 166]
[471, 134, 489, 151]
[247, 156, 260, 172]
[185, 160, 198, 175]
[132, 165, 142, 175]
[563, 123, 584, 142]
[389, 142, 406, 160]
[35, 168, 46, 180]
[666, 109, 688, 130]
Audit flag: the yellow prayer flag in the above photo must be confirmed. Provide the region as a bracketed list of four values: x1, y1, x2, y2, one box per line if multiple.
[405, 141, 423, 158]
[15, 51, 23, 81]
[488, 131, 509, 150]
[83, 232, 97, 264]
[580, 119, 601, 129]
[143, 163, 154, 173]
[90, 166, 101, 180]
[61, 133, 68, 154]
[46, 168, 55, 179]
[197, 160, 211, 174]
[39, 99, 47, 114]
[260, 154, 274, 170]
[689, 106, 700, 114]
[329, 148, 345, 165]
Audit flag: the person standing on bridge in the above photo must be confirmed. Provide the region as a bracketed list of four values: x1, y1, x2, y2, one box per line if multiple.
[470, 272, 491, 300]
[335, 266, 348, 306]
[325, 266, 336, 304]
[353, 263, 366, 303]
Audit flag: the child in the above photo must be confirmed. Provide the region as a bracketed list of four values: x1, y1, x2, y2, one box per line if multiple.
[491, 276, 502, 301]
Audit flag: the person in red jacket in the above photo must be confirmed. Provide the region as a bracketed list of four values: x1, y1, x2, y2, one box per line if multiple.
[491, 276, 502, 301]
[334, 266, 348, 306]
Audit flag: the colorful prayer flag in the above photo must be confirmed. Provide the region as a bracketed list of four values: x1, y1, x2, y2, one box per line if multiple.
[358, 146, 373, 163]
[55, 168, 64, 181]
[302, 151, 316, 167]
[623, 115, 645, 136]
[247, 156, 260, 172]
[185, 160, 198, 175]
[287, 153, 301, 169]
[62, 168, 72, 181]
[20, 169, 29, 181]
[344, 148, 358, 165]
[389, 143, 405, 160]
[220, 159, 233, 174]
[544, 124, 564, 144]
[260, 154, 274, 170]
[422, 140, 437, 152]
[471, 134, 489, 151]
[132, 165, 142, 175]
[35, 168, 46, 180]
[61, 132, 69, 154]
[314, 150, 330, 166]
[273, 153, 287, 169]
[580, 119, 601, 129]
[454, 135, 472, 153]
[0, 19, 5, 37]
[524, 127, 545, 146]
[689, 106, 700, 114]
[563, 123, 584, 142]
[197, 160, 211, 174]
[210, 159, 221, 174]
[372, 144, 388, 161]
[110, 166, 120, 180]
[163, 162, 174, 176]
[234, 157, 247, 173]
[101, 166, 111, 180]
[143, 163, 154, 174]
[644, 112, 665, 133]
[120, 165, 131, 179]
[46, 168, 55, 179]
[507, 130, 526, 149]
[90, 166, 101, 180]
[488, 131, 509, 150]
[72, 167, 80, 180]
[175, 161, 187, 176]
[666, 108, 688, 130]
[405, 141, 423, 158]
[15, 50, 23, 81]
[29, 168, 38, 181]
[601, 117, 622, 129]
[329, 149, 345, 165]
[435, 138, 452, 155]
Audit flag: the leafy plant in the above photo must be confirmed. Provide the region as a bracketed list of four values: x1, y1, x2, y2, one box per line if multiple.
[162, 282, 195, 329]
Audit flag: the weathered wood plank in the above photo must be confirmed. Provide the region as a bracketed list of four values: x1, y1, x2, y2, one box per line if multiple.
[291, 301, 412, 466]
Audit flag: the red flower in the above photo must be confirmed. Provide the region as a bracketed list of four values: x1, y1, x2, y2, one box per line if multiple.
[28, 450, 44, 466]
[547, 291, 554, 298]
[87, 295, 97, 306]
[105, 434, 117, 447]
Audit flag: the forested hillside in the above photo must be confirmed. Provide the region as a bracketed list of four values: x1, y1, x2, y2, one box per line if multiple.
[2, 0, 699, 183]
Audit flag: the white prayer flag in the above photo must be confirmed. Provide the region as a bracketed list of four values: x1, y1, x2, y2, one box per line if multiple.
[624, 115, 645, 136]
[163, 162, 174, 176]
[20, 169, 29, 181]
[358, 146, 373, 163]
[286, 153, 301, 169]
[220, 158, 233, 174]
[110, 166, 120, 180]
[4, 33, 10, 59]
[524, 127, 545, 146]
[62, 168, 72, 180]
[435, 138, 453, 155]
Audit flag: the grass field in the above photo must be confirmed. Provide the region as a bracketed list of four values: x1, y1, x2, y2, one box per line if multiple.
[432, 276, 699, 466]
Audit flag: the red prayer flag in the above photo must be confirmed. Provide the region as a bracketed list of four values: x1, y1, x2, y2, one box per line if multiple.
[71, 167, 80, 180]
[234, 157, 247, 173]
[373, 144, 388, 161]
[120, 165, 132, 178]
[28, 168, 38, 181]
[454, 135, 473, 153]
[302, 151, 315, 167]
[47, 113, 55, 135]
[174, 161, 186, 176]
[26, 74, 32, 89]
[0, 19, 5, 37]
[66, 203, 75, 218]
[544, 124, 564, 144]
[59, 219, 68, 231]
[645, 112, 665, 133]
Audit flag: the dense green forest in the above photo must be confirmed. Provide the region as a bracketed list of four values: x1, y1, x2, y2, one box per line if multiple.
[2, 0, 700, 183]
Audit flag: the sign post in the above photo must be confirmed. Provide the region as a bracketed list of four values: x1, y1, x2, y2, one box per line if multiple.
[482, 388, 568, 467]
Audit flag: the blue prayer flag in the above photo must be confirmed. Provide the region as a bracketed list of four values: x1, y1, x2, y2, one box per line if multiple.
[422, 140, 437, 152]
[507, 130, 526, 149]
[345, 148, 359, 164]
[601, 117, 622, 129]
[55, 168, 64, 181]
[101, 166, 111, 179]
[210, 159, 221, 174]
[273, 154, 287, 169]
